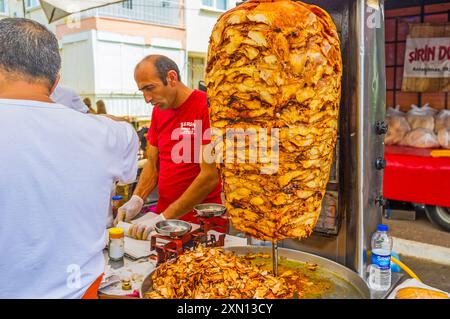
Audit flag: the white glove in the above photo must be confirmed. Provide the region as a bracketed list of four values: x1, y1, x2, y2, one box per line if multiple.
[114, 195, 144, 226]
[125, 214, 166, 241]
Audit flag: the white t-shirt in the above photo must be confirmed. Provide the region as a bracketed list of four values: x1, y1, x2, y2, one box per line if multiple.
[50, 85, 89, 114]
[0, 99, 139, 298]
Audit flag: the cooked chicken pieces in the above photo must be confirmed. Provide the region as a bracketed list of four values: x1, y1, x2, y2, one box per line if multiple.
[205, 0, 342, 241]
[145, 245, 303, 299]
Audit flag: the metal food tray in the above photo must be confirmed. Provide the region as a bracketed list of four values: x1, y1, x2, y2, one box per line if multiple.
[154, 220, 192, 238]
[193, 203, 226, 218]
[140, 246, 370, 299]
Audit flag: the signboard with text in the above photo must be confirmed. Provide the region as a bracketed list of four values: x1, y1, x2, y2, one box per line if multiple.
[402, 23, 450, 92]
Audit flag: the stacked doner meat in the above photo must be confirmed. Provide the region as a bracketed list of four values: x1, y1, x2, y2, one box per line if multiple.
[205, 0, 342, 241]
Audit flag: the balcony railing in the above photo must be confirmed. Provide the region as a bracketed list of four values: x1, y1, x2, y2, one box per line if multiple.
[82, 0, 184, 28]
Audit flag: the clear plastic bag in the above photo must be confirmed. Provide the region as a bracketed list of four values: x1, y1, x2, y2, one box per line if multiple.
[406, 104, 436, 131]
[385, 106, 411, 145]
[402, 128, 440, 149]
[435, 110, 450, 133]
[437, 128, 450, 149]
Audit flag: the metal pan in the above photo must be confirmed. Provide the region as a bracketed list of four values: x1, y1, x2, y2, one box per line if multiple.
[154, 219, 192, 238]
[193, 203, 226, 218]
[140, 246, 370, 299]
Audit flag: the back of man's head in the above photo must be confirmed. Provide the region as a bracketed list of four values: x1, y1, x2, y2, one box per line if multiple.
[0, 18, 61, 90]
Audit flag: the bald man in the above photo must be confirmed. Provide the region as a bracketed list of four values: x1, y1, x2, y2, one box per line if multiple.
[115, 55, 225, 239]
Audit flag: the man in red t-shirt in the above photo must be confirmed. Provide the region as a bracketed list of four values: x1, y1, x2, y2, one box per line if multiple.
[115, 55, 224, 239]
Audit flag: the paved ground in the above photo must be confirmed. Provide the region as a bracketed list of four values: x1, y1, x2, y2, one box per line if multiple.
[383, 211, 450, 248]
[382, 210, 450, 293]
[399, 255, 450, 293]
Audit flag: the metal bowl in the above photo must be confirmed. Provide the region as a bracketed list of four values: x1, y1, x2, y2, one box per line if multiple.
[140, 246, 370, 299]
[154, 219, 192, 238]
[193, 203, 226, 217]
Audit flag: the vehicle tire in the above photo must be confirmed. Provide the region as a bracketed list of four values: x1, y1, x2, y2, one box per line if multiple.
[424, 205, 450, 232]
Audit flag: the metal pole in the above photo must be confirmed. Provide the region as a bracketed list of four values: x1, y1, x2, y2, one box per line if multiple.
[272, 240, 278, 276]
[22, 0, 26, 17]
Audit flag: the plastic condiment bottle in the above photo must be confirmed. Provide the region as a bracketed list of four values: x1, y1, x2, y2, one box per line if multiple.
[111, 195, 124, 219]
[108, 227, 125, 261]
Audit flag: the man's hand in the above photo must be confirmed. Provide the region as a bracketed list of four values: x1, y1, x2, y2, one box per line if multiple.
[127, 214, 166, 240]
[114, 195, 144, 225]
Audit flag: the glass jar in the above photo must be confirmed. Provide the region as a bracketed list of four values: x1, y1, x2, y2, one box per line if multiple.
[115, 183, 130, 202]
[111, 195, 124, 219]
[108, 227, 124, 261]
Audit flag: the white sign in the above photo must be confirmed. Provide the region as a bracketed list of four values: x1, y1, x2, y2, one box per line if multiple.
[403, 37, 450, 78]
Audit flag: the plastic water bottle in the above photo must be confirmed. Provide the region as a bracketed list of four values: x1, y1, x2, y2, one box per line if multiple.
[368, 224, 393, 291]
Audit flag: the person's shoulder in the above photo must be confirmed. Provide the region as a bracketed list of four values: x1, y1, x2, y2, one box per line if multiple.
[192, 90, 208, 110]
[98, 116, 138, 146]
[150, 103, 162, 120]
[194, 89, 207, 101]
[51, 85, 77, 97]
[86, 114, 133, 133]
[51, 85, 88, 113]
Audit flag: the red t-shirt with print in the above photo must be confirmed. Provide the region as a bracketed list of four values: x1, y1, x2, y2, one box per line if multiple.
[147, 90, 224, 225]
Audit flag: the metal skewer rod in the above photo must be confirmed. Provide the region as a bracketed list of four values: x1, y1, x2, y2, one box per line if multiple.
[272, 240, 278, 276]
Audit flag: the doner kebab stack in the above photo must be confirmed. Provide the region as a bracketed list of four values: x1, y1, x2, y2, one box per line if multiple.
[205, 0, 342, 241]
